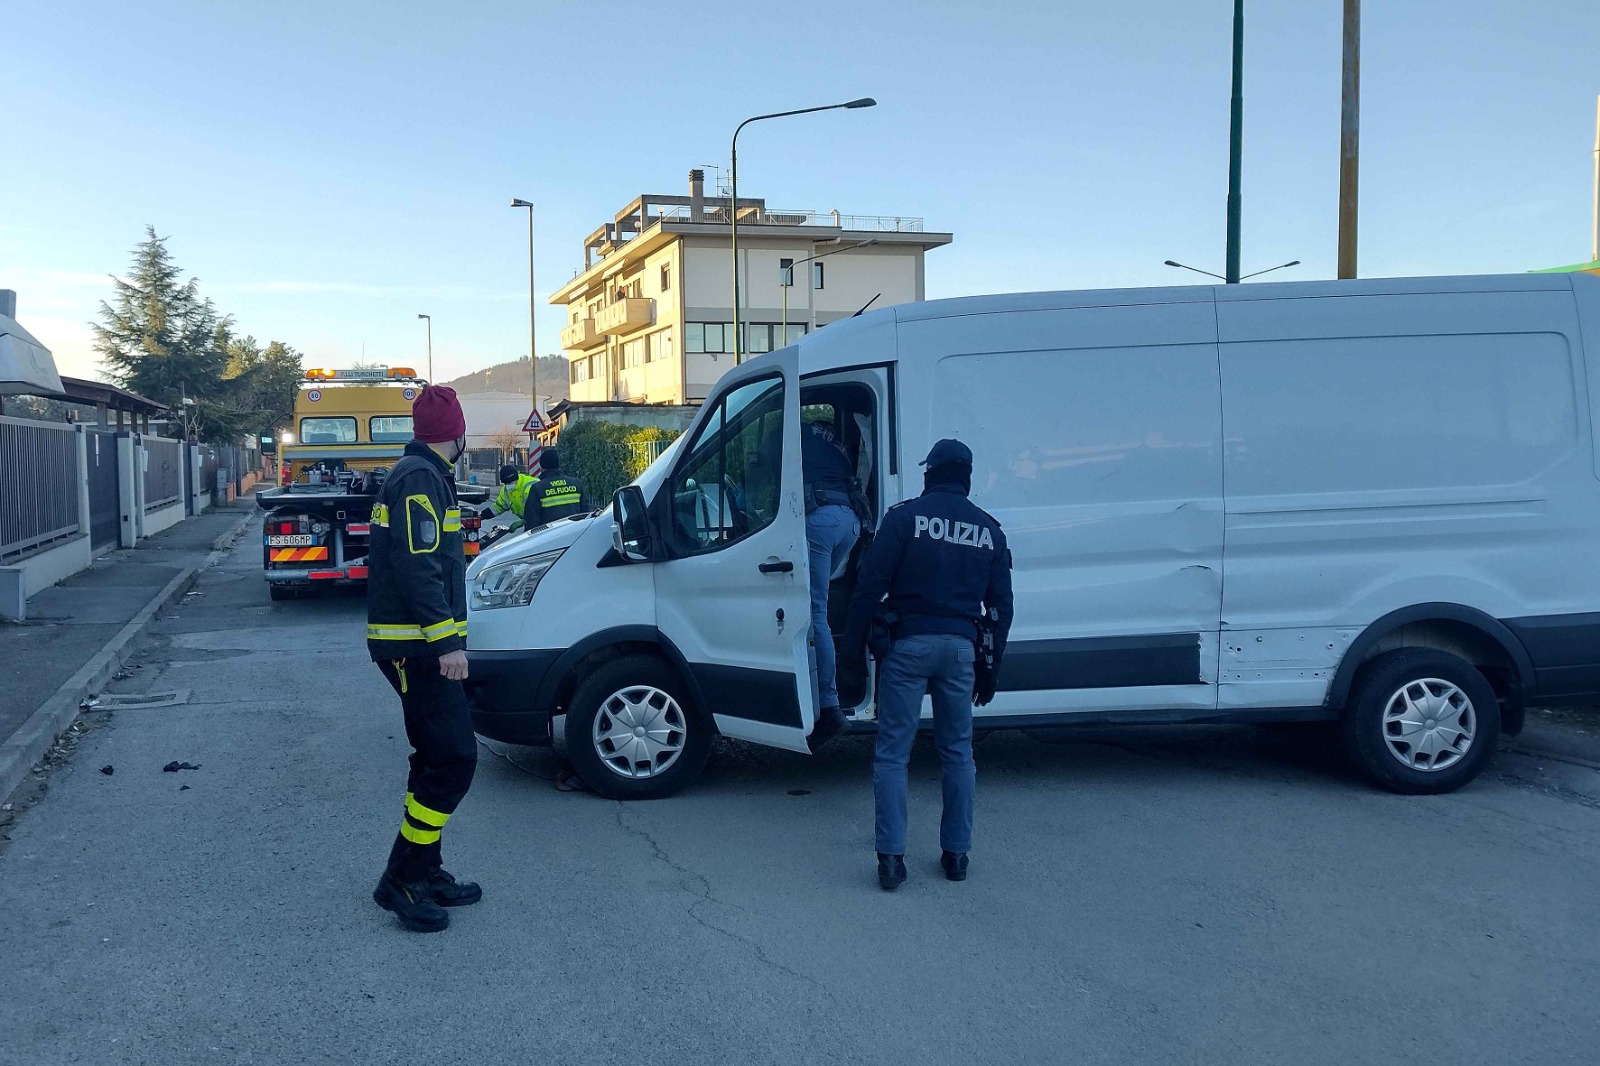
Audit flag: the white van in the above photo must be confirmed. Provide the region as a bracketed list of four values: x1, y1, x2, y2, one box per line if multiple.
[464, 273, 1600, 800]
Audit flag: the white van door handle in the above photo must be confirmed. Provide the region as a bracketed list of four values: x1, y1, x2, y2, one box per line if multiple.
[759, 559, 794, 574]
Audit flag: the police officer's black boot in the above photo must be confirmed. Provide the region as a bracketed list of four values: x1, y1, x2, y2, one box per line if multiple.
[373, 834, 450, 932]
[940, 850, 969, 882]
[807, 706, 846, 753]
[877, 853, 907, 891]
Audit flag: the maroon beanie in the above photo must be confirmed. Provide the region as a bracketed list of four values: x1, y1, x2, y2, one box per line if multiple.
[412, 385, 466, 443]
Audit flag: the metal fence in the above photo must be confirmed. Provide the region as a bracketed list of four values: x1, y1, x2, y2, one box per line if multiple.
[0, 415, 81, 560]
[142, 435, 183, 512]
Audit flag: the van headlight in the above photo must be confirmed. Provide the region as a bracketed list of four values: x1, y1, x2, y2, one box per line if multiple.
[470, 549, 563, 610]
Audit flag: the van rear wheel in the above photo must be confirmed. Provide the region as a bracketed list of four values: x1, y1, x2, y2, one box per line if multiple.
[1339, 649, 1500, 794]
[565, 655, 712, 800]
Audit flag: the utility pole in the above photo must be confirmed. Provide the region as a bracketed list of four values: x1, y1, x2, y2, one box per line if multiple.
[1591, 94, 1599, 262]
[1225, 0, 1245, 284]
[1338, 0, 1361, 279]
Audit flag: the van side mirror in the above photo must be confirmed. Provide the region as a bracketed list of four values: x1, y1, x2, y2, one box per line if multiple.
[612, 485, 652, 562]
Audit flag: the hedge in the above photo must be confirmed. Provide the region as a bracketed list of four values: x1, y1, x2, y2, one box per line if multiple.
[558, 421, 681, 505]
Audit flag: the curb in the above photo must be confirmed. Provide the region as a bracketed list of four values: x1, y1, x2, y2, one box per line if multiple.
[0, 508, 257, 804]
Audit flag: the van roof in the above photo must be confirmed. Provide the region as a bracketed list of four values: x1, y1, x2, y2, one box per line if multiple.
[888, 273, 1577, 324]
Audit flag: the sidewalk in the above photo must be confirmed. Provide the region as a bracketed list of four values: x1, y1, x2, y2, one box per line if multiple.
[0, 499, 259, 800]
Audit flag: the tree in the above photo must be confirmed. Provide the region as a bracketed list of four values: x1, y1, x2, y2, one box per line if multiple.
[93, 227, 230, 429]
[486, 425, 527, 464]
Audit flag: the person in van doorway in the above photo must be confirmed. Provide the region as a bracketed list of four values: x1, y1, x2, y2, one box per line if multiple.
[485, 463, 536, 533]
[802, 417, 863, 751]
[522, 449, 587, 529]
[366, 384, 481, 932]
[842, 439, 1013, 891]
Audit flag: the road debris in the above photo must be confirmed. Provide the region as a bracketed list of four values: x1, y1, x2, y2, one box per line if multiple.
[100, 766, 114, 776]
[162, 761, 202, 773]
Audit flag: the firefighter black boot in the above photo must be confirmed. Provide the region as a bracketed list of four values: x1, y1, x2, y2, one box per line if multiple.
[374, 872, 451, 932]
[426, 867, 482, 907]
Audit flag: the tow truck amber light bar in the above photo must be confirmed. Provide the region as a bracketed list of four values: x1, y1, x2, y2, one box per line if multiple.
[302, 367, 422, 383]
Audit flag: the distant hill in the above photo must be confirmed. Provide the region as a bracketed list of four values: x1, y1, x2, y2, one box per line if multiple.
[441, 355, 568, 403]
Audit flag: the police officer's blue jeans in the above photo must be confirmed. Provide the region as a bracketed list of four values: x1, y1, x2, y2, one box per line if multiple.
[873, 633, 976, 856]
[805, 504, 860, 709]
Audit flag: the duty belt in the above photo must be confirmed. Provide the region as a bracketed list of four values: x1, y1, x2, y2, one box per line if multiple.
[807, 488, 853, 512]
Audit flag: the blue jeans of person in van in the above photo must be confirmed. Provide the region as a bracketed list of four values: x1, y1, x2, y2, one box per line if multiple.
[806, 503, 860, 710]
[873, 633, 977, 856]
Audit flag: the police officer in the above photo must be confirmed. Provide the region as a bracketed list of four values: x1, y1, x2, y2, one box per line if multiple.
[367, 384, 481, 932]
[842, 439, 1013, 891]
[486, 463, 536, 533]
[801, 417, 862, 750]
[521, 449, 587, 529]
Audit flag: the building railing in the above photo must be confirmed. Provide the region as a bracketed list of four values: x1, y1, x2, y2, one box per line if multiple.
[653, 206, 925, 232]
[0, 415, 81, 560]
[142, 435, 184, 512]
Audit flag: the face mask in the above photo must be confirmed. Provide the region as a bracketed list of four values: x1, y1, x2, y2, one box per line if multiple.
[449, 437, 467, 464]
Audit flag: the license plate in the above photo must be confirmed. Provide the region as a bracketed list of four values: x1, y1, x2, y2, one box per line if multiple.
[267, 534, 314, 546]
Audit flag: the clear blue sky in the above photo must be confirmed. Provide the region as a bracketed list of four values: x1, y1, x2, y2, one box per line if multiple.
[3, 0, 1597, 387]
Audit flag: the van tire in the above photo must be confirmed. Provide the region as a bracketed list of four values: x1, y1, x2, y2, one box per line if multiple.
[564, 655, 712, 800]
[1339, 649, 1500, 795]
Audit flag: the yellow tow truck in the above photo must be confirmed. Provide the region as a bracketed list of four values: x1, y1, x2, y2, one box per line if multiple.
[254, 367, 489, 600]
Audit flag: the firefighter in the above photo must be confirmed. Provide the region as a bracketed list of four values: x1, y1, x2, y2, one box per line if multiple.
[367, 384, 480, 933]
[485, 463, 536, 533]
[522, 449, 587, 529]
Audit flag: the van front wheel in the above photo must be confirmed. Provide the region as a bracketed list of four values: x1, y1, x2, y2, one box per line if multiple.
[565, 655, 712, 800]
[1340, 649, 1500, 794]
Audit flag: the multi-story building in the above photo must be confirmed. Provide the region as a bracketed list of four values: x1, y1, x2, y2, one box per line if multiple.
[551, 170, 952, 406]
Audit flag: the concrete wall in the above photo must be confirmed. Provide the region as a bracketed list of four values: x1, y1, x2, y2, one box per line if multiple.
[142, 501, 185, 537]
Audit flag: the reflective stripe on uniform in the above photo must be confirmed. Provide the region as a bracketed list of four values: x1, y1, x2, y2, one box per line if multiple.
[443, 506, 461, 533]
[367, 620, 467, 641]
[406, 493, 439, 554]
[405, 792, 450, 828]
[399, 820, 441, 845]
[371, 503, 390, 527]
[420, 618, 456, 642]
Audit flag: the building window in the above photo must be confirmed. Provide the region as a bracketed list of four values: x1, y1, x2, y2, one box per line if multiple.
[623, 338, 646, 368]
[649, 329, 672, 362]
[813, 262, 825, 290]
[660, 264, 671, 292]
[780, 258, 794, 287]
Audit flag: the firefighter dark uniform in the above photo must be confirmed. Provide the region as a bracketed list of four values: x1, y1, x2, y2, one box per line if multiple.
[522, 449, 587, 528]
[367, 386, 480, 932]
[843, 438, 1014, 891]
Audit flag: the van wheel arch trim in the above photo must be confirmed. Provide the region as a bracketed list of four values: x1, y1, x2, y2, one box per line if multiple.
[539, 625, 710, 724]
[1325, 603, 1534, 711]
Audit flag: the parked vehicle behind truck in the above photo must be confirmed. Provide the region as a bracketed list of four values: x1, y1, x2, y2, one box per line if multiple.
[255, 367, 489, 600]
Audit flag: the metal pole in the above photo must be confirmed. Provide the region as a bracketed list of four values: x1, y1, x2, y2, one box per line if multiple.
[1338, 0, 1361, 279]
[1225, 0, 1244, 284]
[526, 205, 538, 416]
[781, 268, 788, 340]
[730, 131, 742, 364]
[425, 318, 433, 381]
[1592, 94, 1599, 263]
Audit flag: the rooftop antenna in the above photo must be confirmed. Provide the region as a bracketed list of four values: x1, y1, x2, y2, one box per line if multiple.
[701, 163, 731, 199]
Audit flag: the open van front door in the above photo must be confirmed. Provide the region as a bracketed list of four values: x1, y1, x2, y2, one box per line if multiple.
[652, 347, 816, 753]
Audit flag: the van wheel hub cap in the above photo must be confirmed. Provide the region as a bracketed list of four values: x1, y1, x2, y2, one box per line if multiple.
[593, 686, 687, 780]
[1382, 678, 1476, 773]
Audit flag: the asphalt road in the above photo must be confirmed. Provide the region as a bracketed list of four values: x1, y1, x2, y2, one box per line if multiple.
[2, 521, 1598, 1066]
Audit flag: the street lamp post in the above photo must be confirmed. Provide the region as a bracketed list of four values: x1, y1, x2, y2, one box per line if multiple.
[1225, 0, 1245, 284]
[781, 238, 880, 339]
[416, 314, 433, 381]
[510, 199, 537, 419]
[730, 97, 876, 363]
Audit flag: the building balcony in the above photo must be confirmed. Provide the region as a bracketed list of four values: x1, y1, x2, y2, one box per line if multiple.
[561, 318, 601, 350]
[596, 298, 655, 337]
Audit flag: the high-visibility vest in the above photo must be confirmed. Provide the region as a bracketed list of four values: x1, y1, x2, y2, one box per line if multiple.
[494, 474, 536, 519]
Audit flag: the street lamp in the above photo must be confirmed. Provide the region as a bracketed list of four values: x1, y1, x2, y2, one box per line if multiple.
[729, 96, 876, 363]
[782, 238, 880, 339]
[510, 198, 537, 419]
[1165, 258, 1300, 282]
[416, 313, 432, 381]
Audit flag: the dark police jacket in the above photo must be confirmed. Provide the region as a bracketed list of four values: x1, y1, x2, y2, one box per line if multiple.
[843, 481, 1014, 660]
[366, 441, 467, 662]
[522, 473, 587, 528]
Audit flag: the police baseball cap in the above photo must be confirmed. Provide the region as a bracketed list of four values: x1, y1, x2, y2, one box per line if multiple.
[920, 439, 973, 468]
[498, 464, 519, 484]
